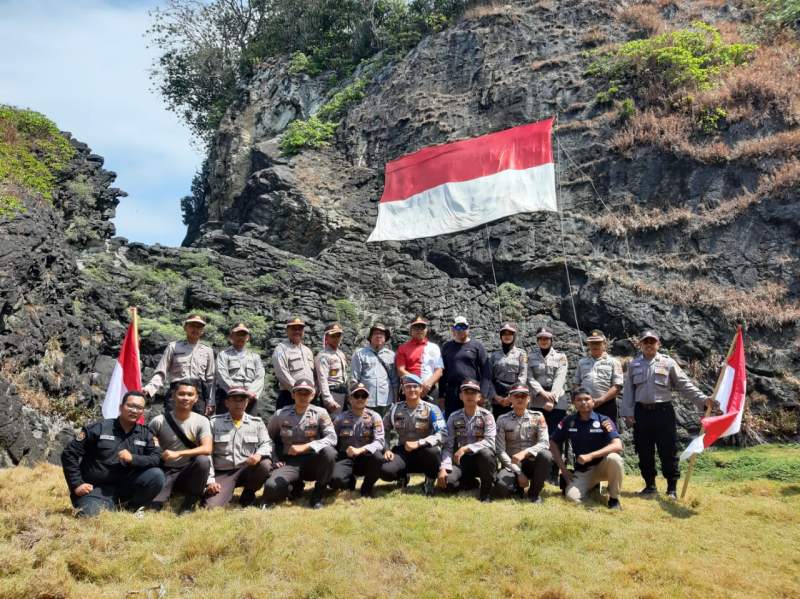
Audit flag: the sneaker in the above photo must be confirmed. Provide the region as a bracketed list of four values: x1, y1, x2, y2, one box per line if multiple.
[360, 486, 375, 499]
[309, 492, 324, 509]
[529, 495, 543, 505]
[638, 485, 657, 498]
[608, 498, 622, 510]
[423, 477, 435, 497]
[239, 489, 256, 507]
[133, 506, 146, 520]
[666, 489, 678, 500]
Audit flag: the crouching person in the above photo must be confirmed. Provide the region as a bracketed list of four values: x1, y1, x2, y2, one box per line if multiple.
[494, 384, 552, 503]
[550, 387, 624, 510]
[61, 391, 164, 517]
[329, 383, 385, 498]
[205, 388, 273, 508]
[265, 379, 337, 509]
[148, 380, 212, 513]
[436, 380, 497, 502]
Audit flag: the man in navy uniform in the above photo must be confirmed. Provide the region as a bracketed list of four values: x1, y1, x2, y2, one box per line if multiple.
[550, 387, 624, 510]
[61, 391, 164, 517]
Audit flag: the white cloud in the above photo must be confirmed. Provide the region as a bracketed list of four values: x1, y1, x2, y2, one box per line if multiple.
[0, 0, 203, 246]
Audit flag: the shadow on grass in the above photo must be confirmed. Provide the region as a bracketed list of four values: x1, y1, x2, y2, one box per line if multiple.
[780, 484, 800, 497]
[657, 497, 698, 518]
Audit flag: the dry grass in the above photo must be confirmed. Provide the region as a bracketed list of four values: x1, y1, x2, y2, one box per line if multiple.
[617, 4, 666, 36]
[463, 1, 520, 19]
[0, 460, 799, 598]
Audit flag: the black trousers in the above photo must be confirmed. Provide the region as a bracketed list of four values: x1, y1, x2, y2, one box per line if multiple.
[444, 386, 462, 420]
[71, 468, 165, 518]
[276, 390, 293, 410]
[495, 450, 553, 499]
[263, 446, 337, 503]
[492, 403, 512, 420]
[152, 455, 212, 504]
[633, 402, 678, 485]
[542, 407, 567, 437]
[444, 448, 496, 495]
[594, 398, 618, 428]
[330, 451, 383, 494]
[380, 445, 441, 480]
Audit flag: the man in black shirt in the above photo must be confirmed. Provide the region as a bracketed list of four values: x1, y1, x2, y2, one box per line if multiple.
[61, 391, 164, 517]
[440, 316, 492, 418]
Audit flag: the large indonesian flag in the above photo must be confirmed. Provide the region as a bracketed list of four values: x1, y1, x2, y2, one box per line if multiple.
[101, 319, 142, 419]
[367, 118, 557, 242]
[680, 327, 747, 461]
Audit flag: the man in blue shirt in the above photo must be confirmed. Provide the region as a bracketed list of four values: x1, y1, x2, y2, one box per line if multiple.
[550, 387, 624, 509]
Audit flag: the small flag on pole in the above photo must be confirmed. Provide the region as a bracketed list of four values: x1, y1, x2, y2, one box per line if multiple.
[367, 118, 557, 242]
[102, 309, 142, 420]
[680, 327, 747, 461]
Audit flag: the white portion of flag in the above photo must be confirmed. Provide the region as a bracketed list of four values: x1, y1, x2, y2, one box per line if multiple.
[367, 162, 557, 242]
[102, 361, 128, 419]
[680, 434, 706, 462]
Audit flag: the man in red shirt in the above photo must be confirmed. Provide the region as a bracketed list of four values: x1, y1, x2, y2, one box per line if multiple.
[395, 316, 443, 400]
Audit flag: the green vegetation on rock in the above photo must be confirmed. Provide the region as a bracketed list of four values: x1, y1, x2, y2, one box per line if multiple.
[0, 105, 75, 218]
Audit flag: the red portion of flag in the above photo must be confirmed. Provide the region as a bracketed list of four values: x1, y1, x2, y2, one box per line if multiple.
[120, 321, 142, 392]
[380, 118, 554, 203]
[701, 328, 746, 447]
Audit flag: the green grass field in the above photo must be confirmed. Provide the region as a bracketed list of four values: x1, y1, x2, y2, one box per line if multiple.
[1, 445, 799, 599]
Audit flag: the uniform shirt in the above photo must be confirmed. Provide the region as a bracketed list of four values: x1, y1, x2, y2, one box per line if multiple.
[551, 412, 620, 471]
[395, 338, 443, 381]
[315, 346, 349, 406]
[574, 353, 623, 399]
[144, 340, 216, 405]
[267, 404, 337, 458]
[333, 409, 385, 455]
[216, 347, 266, 398]
[271, 340, 315, 391]
[489, 346, 528, 398]
[527, 347, 569, 410]
[621, 352, 708, 417]
[495, 409, 549, 474]
[149, 411, 212, 469]
[441, 407, 496, 470]
[351, 345, 398, 407]
[383, 400, 446, 448]
[440, 339, 492, 399]
[208, 413, 273, 482]
[61, 418, 162, 491]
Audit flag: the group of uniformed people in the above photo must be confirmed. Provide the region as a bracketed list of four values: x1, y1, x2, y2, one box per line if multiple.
[61, 313, 717, 516]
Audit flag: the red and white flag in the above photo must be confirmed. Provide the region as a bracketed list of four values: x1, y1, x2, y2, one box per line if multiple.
[367, 118, 557, 242]
[680, 327, 747, 461]
[102, 317, 142, 419]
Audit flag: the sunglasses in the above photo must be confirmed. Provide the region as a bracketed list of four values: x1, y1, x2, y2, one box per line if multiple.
[351, 393, 369, 400]
[453, 324, 469, 331]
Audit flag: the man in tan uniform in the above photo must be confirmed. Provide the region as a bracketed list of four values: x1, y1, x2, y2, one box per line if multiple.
[143, 314, 216, 415]
[315, 322, 349, 414]
[215, 323, 265, 415]
[574, 330, 624, 426]
[271, 317, 315, 410]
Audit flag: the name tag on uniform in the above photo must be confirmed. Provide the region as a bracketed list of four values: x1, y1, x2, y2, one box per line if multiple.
[216, 434, 232, 442]
[655, 367, 669, 376]
[99, 434, 116, 441]
[568, 428, 578, 432]
[134, 440, 147, 446]
[244, 435, 259, 443]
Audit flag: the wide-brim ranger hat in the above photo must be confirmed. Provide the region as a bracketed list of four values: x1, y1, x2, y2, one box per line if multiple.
[350, 382, 370, 398]
[508, 383, 531, 396]
[230, 322, 251, 334]
[640, 330, 660, 342]
[325, 322, 344, 335]
[409, 316, 428, 327]
[586, 329, 606, 342]
[535, 326, 553, 339]
[226, 387, 253, 398]
[292, 378, 316, 393]
[286, 317, 306, 328]
[368, 322, 391, 341]
[459, 379, 481, 392]
[183, 314, 207, 326]
[499, 322, 517, 334]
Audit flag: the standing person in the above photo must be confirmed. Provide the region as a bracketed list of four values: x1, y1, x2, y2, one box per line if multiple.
[205, 388, 274, 509]
[436, 380, 497, 502]
[488, 322, 528, 419]
[272, 317, 315, 410]
[380, 374, 446, 496]
[61, 391, 164, 518]
[143, 314, 216, 415]
[550, 388, 624, 510]
[148, 380, 213, 513]
[395, 316, 443, 402]
[215, 323, 265, 415]
[329, 383, 386, 498]
[315, 322, 349, 414]
[351, 323, 397, 416]
[265, 379, 337, 509]
[573, 330, 623, 427]
[494, 384, 552, 503]
[622, 330, 715, 499]
[527, 327, 569, 436]
[440, 316, 492, 418]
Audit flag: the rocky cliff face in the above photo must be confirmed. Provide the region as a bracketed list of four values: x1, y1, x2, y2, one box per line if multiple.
[1, 0, 798, 463]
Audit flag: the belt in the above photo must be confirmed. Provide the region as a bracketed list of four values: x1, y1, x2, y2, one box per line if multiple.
[636, 402, 673, 411]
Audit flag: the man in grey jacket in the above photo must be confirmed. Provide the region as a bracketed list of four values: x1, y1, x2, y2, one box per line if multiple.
[351, 323, 398, 416]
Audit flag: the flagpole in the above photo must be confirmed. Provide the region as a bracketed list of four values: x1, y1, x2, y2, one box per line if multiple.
[680, 326, 741, 500]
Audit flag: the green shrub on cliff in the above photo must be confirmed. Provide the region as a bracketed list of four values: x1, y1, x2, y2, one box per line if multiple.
[0, 105, 74, 218]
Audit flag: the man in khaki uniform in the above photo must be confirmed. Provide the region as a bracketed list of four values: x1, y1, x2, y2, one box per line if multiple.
[272, 317, 315, 410]
[527, 327, 569, 435]
[205, 388, 274, 508]
[216, 323, 265, 415]
[574, 330, 624, 426]
[144, 314, 216, 415]
[488, 322, 528, 419]
[315, 322, 348, 414]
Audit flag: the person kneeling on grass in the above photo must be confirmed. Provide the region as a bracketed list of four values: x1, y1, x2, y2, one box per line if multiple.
[329, 383, 386, 498]
[494, 384, 552, 504]
[550, 387, 624, 510]
[436, 379, 497, 502]
[61, 391, 164, 518]
[265, 379, 338, 509]
[205, 388, 274, 508]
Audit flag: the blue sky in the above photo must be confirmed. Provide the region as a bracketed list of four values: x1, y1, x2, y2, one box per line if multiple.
[0, 0, 202, 246]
